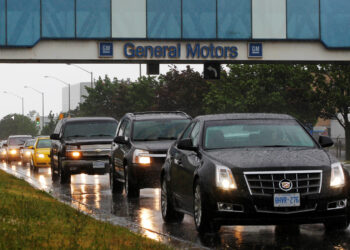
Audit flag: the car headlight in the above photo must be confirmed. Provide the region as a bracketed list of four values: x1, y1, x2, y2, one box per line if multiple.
[2, 150, 6, 155]
[10, 149, 17, 155]
[216, 165, 237, 190]
[330, 162, 345, 188]
[133, 149, 151, 165]
[25, 151, 31, 156]
[37, 153, 45, 158]
[66, 151, 82, 158]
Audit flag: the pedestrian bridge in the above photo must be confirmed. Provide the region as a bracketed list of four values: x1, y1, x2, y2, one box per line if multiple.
[0, 0, 350, 62]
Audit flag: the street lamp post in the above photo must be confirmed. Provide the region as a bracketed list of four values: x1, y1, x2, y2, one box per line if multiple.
[24, 86, 44, 130]
[44, 76, 71, 114]
[67, 64, 94, 88]
[3, 91, 24, 116]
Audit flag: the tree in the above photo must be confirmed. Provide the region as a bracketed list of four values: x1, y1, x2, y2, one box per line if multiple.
[41, 111, 58, 136]
[204, 64, 319, 124]
[313, 64, 350, 160]
[0, 114, 38, 139]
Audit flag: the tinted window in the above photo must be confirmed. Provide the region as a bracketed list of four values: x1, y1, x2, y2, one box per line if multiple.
[133, 119, 190, 141]
[204, 119, 315, 149]
[25, 140, 35, 147]
[36, 139, 52, 148]
[63, 121, 118, 139]
[117, 120, 128, 136]
[190, 123, 201, 147]
[8, 137, 32, 146]
[181, 122, 196, 139]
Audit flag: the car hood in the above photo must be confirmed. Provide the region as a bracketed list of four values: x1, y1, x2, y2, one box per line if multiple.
[204, 148, 332, 173]
[133, 140, 174, 153]
[64, 138, 113, 146]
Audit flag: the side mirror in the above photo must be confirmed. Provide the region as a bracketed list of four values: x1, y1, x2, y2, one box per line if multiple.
[3, 143, 7, 147]
[50, 134, 60, 140]
[177, 138, 198, 151]
[319, 136, 334, 148]
[114, 136, 129, 144]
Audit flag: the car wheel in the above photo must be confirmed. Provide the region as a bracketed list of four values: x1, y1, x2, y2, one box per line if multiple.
[161, 177, 184, 223]
[124, 165, 139, 198]
[51, 157, 59, 182]
[59, 159, 70, 184]
[324, 219, 349, 231]
[110, 162, 123, 194]
[31, 159, 38, 173]
[194, 181, 220, 234]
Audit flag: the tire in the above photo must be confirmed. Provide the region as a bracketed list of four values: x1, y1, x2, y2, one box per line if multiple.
[193, 181, 220, 234]
[51, 157, 59, 182]
[31, 159, 38, 173]
[324, 219, 349, 231]
[110, 161, 123, 194]
[161, 177, 184, 223]
[124, 165, 139, 198]
[59, 158, 71, 184]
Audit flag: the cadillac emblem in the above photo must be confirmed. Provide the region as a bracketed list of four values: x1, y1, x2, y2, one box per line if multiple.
[279, 179, 293, 192]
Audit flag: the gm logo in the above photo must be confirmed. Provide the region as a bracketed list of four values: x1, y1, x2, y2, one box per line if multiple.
[248, 42, 263, 58]
[99, 42, 113, 58]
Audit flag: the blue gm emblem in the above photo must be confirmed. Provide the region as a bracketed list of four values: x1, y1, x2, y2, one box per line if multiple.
[248, 42, 263, 58]
[279, 179, 293, 192]
[99, 42, 113, 58]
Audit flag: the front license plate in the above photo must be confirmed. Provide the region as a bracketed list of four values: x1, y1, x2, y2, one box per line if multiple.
[274, 193, 300, 207]
[93, 161, 105, 169]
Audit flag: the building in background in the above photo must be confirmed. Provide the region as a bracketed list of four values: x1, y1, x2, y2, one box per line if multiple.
[62, 82, 90, 113]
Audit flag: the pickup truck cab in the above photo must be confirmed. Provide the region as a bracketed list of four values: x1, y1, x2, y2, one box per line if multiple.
[50, 117, 118, 184]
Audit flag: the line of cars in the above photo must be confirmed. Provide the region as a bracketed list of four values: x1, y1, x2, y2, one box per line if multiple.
[0, 135, 52, 172]
[1, 111, 350, 234]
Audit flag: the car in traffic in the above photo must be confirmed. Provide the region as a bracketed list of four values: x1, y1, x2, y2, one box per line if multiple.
[5, 135, 33, 164]
[0, 140, 7, 162]
[110, 111, 191, 197]
[50, 117, 118, 184]
[30, 136, 52, 172]
[161, 113, 349, 233]
[20, 138, 35, 166]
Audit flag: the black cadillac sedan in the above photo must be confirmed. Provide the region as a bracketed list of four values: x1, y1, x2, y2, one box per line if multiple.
[161, 113, 349, 233]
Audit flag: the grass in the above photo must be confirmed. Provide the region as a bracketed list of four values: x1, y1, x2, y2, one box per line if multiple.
[0, 170, 170, 249]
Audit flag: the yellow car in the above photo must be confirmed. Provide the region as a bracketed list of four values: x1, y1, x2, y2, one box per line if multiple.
[30, 137, 52, 172]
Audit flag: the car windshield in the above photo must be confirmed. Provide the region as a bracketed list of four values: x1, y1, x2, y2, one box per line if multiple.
[133, 119, 190, 141]
[36, 139, 52, 149]
[204, 119, 316, 150]
[63, 121, 118, 139]
[25, 140, 35, 148]
[8, 137, 32, 146]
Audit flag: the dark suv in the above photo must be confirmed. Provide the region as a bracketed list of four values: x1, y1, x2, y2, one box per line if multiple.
[110, 111, 191, 197]
[50, 117, 118, 184]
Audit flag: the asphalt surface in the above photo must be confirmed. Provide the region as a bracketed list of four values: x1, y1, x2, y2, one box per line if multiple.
[1, 162, 350, 249]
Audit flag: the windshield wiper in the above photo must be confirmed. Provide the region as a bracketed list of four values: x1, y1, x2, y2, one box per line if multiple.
[262, 145, 291, 147]
[66, 135, 85, 138]
[133, 138, 158, 141]
[89, 134, 111, 137]
[157, 137, 177, 140]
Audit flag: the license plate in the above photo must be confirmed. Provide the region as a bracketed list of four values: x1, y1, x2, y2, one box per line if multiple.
[93, 161, 105, 169]
[274, 193, 300, 207]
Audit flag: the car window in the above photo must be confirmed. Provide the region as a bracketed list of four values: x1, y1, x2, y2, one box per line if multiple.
[25, 140, 35, 147]
[63, 121, 118, 139]
[36, 139, 52, 149]
[132, 119, 190, 141]
[117, 120, 128, 137]
[8, 137, 32, 146]
[124, 120, 131, 138]
[54, 120, 62, 134]
[204, 119, 316, 150]
[190, 123, 201, 147]
[181, 122, 196, 139]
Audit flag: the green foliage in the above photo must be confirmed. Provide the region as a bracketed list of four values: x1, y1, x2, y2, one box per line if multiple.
[0, 114, 38, 139]
[313, 64, 350, 160]
[40, 111, 58, 136]
[0, 170, 169, 249]
[204, 64, 319, 124]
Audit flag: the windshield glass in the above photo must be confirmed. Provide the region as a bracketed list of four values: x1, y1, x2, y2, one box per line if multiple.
[25, 140, 35, 147]
[36, 139, 52, 149]
[133, 119, 190, 141]
[63, 121, 118, 139]
[204, 119, 316, 150]
[8, 137, 32, 146]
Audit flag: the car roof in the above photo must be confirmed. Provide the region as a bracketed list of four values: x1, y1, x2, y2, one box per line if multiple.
[195, 113, 295, 121]
[8, 135, 33, 138]
[63, 117, 117, 123]
[124, 111, 191, 121]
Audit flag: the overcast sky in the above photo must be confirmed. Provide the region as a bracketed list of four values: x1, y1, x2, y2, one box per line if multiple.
[0, 63, 202, 120]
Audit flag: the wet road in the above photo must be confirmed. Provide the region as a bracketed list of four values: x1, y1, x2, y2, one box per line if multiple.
[1, 162, 350, 249]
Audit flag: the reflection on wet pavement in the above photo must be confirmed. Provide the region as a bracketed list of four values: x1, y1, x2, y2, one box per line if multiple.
[1, 162, 350, 249]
